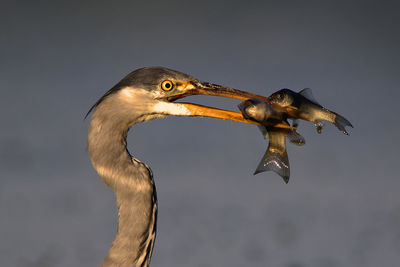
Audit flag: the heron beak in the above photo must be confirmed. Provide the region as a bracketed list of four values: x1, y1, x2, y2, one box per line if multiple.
[161, 81, 293, 129]
[164, 81, 268, 102]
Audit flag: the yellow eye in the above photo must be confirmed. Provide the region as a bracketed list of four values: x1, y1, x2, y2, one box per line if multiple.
[161, 80, 174, 91]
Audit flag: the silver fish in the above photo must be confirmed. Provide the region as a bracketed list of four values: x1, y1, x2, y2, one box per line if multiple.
[238, 99, 305, 183]
[268, 88, 353, 135]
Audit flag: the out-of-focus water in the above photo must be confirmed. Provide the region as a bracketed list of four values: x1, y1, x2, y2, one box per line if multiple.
[1, 1, 399, 266]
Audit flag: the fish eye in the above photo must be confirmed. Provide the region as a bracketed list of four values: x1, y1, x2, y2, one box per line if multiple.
[161, 80, 174, 91]
[273, 93, 283, 101]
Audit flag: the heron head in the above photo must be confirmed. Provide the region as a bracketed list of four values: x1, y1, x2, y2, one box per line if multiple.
[86, 67, 290, 128]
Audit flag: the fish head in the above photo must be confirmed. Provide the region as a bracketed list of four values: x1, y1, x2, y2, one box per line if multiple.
[238, 99, 273, 122]
[268, 89, 296, 107]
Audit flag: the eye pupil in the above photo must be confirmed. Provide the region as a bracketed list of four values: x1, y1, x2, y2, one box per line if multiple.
[161, 80, 174, 91]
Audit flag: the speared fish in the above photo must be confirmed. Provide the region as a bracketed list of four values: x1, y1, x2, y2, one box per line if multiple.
[268, 88, 353, 135]
[238, 99, 305, 183]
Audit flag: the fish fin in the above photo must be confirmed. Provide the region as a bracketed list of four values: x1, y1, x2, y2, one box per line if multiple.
[288, 130, 306, 146]
[291, 119, 299, 128]
[314, 121, 324, 134]
[287, 120, 305, 145]
[257, 126, 268, 139]
[333, 113, 353, 135]
[286, 105, 298, 111]
[254, 148, 290, 183]
[299, 88, 321, 105]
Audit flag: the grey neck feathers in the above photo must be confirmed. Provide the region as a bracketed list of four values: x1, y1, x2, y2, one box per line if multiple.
[88, 103, 157, 267]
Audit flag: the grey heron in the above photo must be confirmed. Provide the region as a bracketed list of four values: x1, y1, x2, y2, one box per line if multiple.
[86, 67, 281, 266]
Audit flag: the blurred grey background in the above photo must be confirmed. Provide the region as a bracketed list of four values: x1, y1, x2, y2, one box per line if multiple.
[1, 1, 399, 266]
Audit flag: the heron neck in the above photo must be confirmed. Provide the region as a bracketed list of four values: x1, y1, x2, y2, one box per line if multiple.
[102, 187, 157, 267]
[88, 113, 131, 185]
[88, 110, 157, 267]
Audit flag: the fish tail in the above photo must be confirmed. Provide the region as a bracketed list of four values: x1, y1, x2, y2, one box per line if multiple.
[333, 113, 353, 135]
[254, 148, 290, 183]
